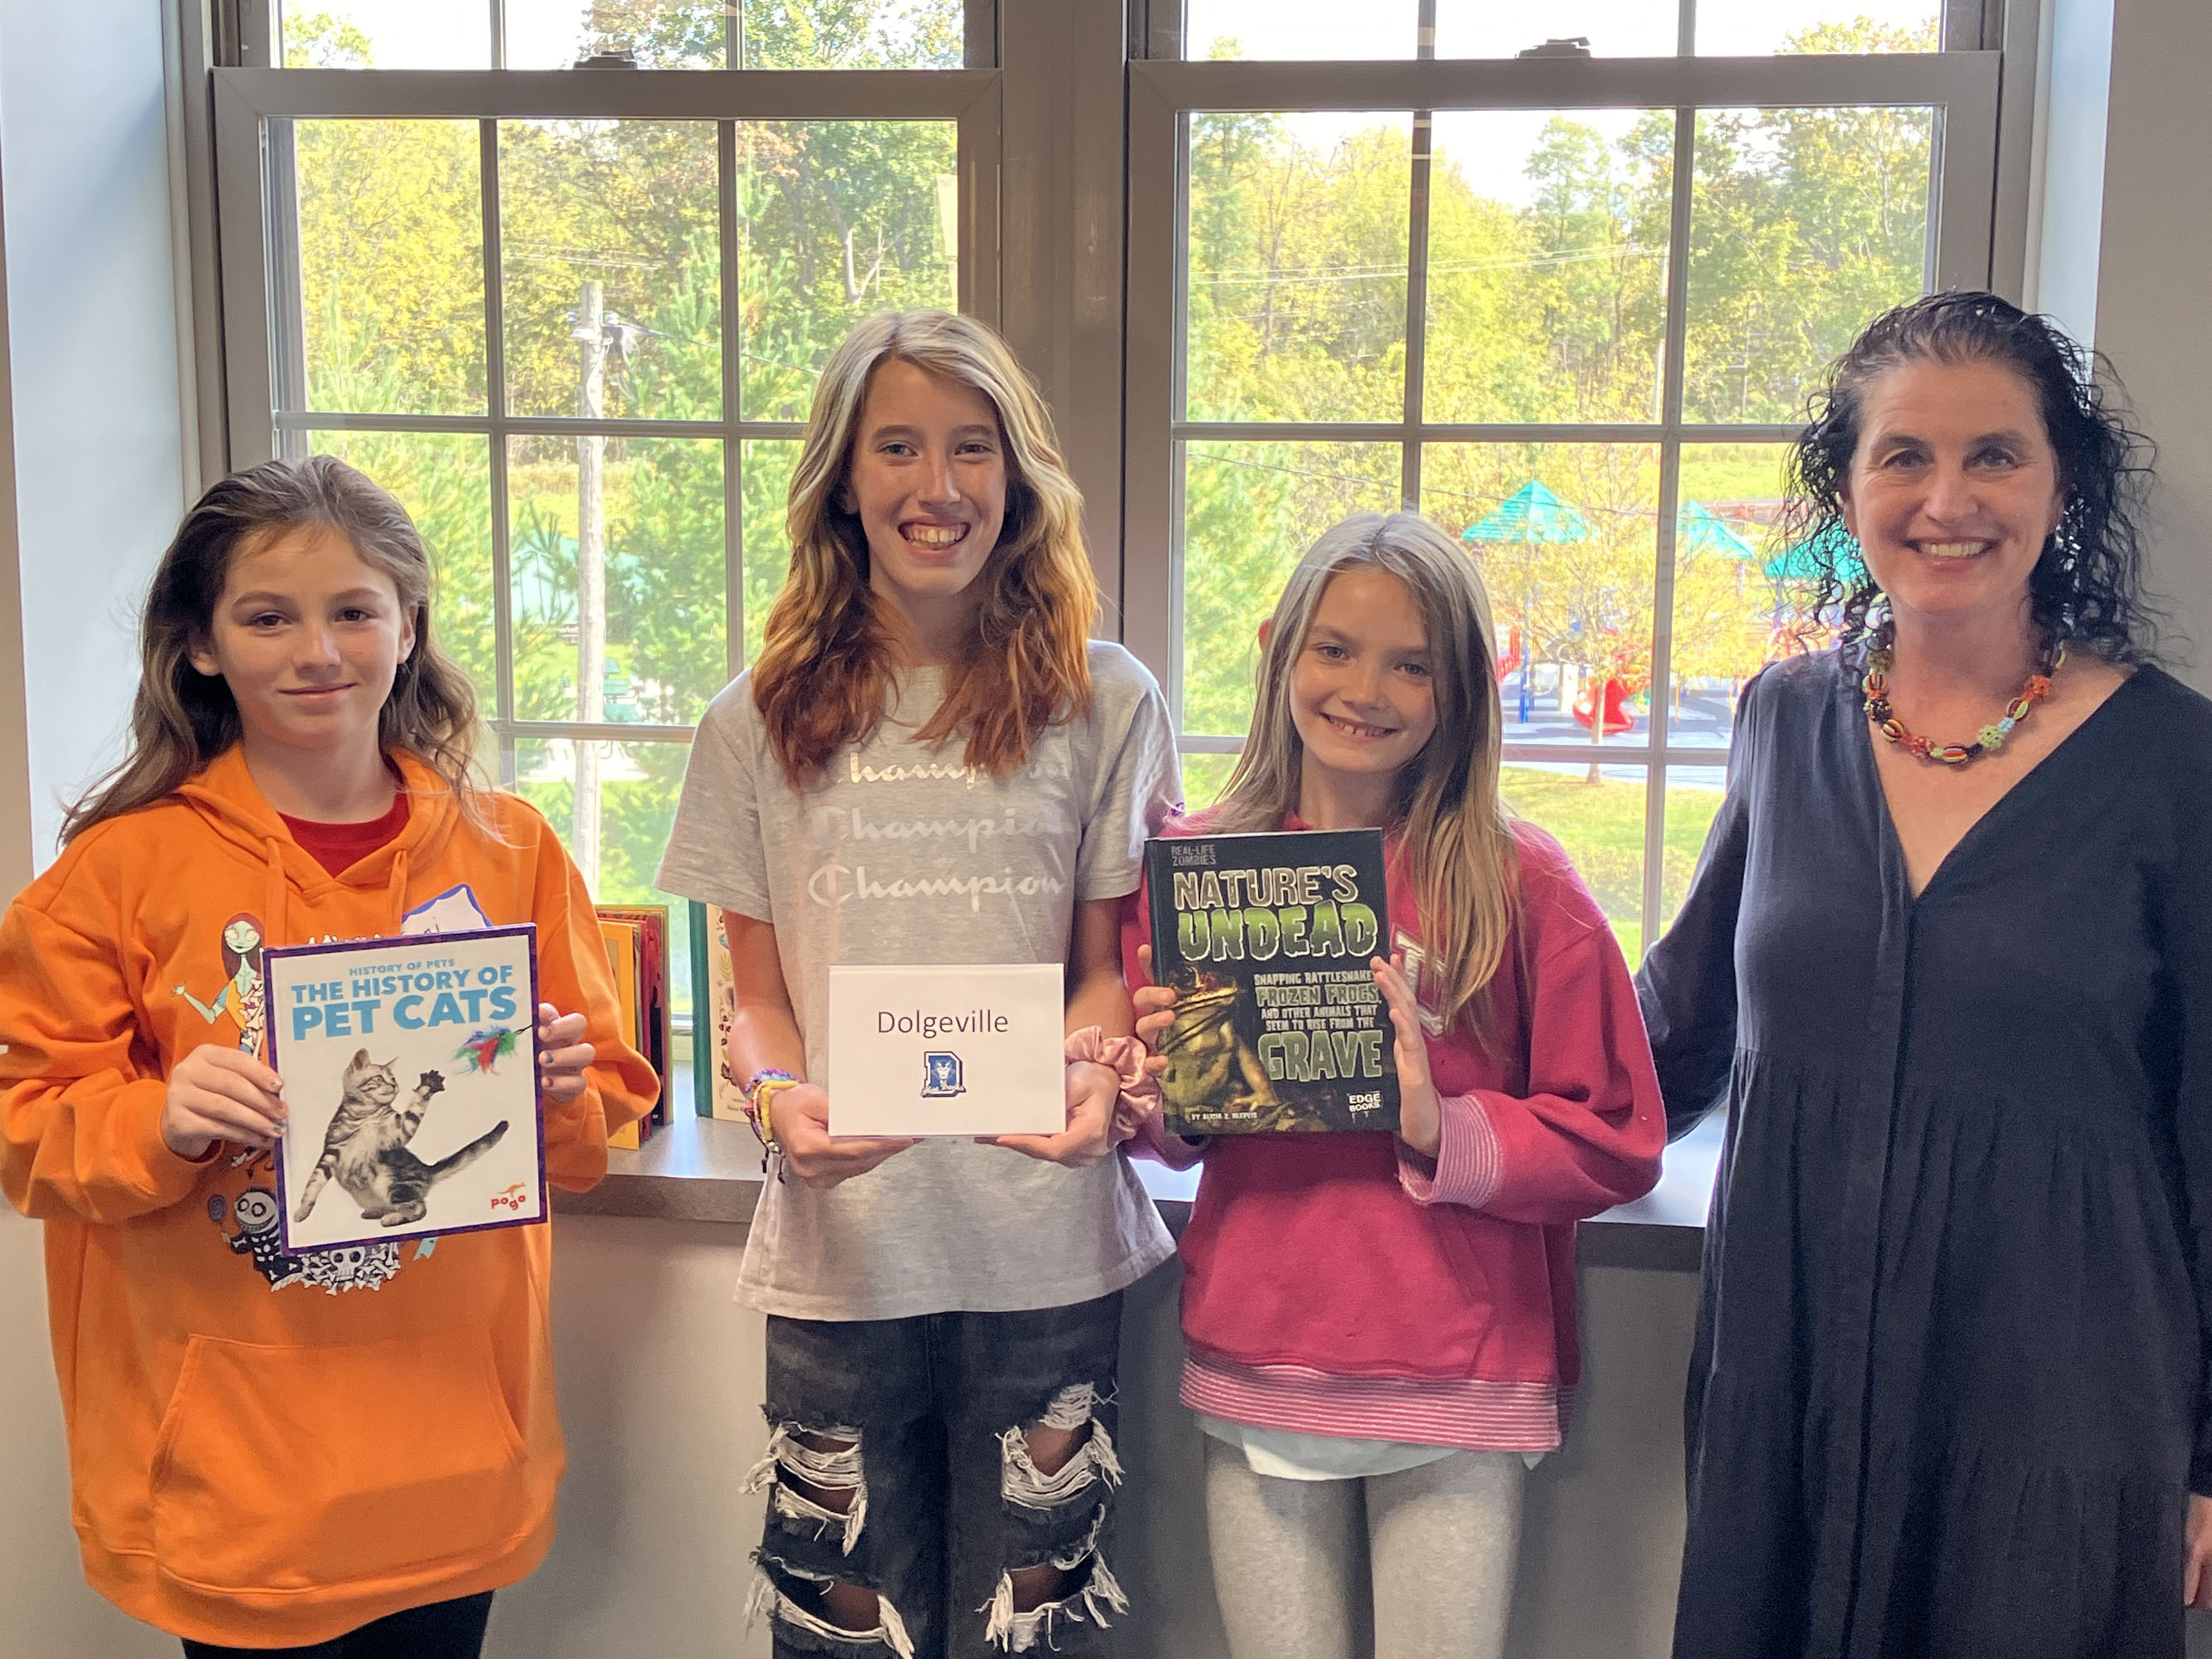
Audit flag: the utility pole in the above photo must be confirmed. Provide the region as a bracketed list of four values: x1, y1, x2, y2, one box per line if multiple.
[573, 277, 607, 893]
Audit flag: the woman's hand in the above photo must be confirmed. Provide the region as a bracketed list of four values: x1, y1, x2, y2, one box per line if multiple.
[1373, 954, 1442, 1160]
[2185, 1494, 2212, 1609]
[162, 1044, 285, 1160]
[775, 1083, 920, 1189]
[986, 1059, 1122, 1169]
[537, 1004, 596, 1106]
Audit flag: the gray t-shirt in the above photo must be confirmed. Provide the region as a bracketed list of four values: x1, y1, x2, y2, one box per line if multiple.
[657, 641, 1182, 1320]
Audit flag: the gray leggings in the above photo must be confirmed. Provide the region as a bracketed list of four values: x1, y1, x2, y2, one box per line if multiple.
[1202, 1434, 1526, 1659]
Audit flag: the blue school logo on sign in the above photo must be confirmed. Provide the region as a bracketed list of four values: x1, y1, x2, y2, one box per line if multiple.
[921, 1052, 965, 1097]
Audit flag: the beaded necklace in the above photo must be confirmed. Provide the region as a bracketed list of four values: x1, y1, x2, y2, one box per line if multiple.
[1861, 619, 2063, 765]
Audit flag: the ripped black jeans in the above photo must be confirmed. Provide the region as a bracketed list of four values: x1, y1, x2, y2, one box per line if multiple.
[751, 1292, 1127, 1659]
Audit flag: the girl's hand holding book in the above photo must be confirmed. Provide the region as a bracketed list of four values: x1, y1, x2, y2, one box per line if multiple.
[776, 1083, 921, 1189]
[1373, 955, 1442, 1159]
[161, 1044, 286, 1160]
[535, 1004, 596, 1106]
[1131, 944, 1177, 1081]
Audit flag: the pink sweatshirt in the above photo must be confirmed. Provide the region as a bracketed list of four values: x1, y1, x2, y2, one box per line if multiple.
[1121, 816, 1665, 1449]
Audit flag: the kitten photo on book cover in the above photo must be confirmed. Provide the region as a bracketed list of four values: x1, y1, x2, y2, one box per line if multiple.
[1145, 829, 1401, 1136]
[267, 926, 545, 1252]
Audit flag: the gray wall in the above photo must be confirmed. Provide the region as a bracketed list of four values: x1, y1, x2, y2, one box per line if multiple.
[2093, 0, 2212, 687]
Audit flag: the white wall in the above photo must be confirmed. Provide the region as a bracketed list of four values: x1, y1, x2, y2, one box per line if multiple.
[0, 0, 192, 872]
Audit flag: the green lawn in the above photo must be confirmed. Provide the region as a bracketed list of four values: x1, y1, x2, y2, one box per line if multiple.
[1175, 755, 1726, 961]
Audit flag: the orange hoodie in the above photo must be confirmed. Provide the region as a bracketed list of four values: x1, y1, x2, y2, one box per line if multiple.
[0, 747, 654, 1647]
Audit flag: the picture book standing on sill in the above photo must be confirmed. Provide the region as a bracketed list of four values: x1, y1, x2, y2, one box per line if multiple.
[596, 906, 673, 1150]
[265, 926, 544, 1253]
[1144, 829, 1400, 1136]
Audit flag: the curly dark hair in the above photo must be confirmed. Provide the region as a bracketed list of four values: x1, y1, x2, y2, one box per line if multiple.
[1777, 289, 2160, 659]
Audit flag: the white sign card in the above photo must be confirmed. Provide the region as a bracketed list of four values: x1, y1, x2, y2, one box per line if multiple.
[825, 963, 1067, 1137]
[266, 926, 545, 1253]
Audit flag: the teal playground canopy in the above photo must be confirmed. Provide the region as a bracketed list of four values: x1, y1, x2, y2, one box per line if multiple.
[1461, 479, 1591, 545]
[1676, 501, 1756, 560]
[1763, 520, 1867, 583]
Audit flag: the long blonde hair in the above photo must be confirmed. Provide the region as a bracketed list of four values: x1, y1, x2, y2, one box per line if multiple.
[62, 456, 485, 844]
[1208, 512, 1519, 1042]
[751, 310, 1097, 786]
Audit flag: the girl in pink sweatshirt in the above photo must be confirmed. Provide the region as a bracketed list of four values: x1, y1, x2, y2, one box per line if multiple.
[1125, 511, 1665, 1659]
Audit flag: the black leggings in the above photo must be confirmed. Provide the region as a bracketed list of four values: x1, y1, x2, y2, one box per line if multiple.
[180, 1591, 493, 1659]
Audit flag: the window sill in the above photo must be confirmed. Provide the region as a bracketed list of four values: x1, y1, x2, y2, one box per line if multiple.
[553, 1112, 1722, 1272]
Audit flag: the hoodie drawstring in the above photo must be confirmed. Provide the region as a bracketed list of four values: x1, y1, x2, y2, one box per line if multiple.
[385, 848, 411, 935]
[260, 838, 288, 958]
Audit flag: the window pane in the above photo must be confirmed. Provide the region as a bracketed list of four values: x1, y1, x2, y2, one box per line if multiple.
[513, 738, 693, 919]
[1435, 2, 1676, 59]
[741, 439, 803, 666]
[508, 435, 727, 726]
[1423, 443, 1657, 750]
[1182, 0, 1419, 60]
[737, 0, 965, 68]
[501, 121, 722, 422]
[1181, 440, 1400, 738]
[738, 122, 959, 421]
[1670, 443, 1792, 748]
[303, 430, 495, 718]
[1683, 105, 1935, 424]
[279, 2, 489, 67]
[1658, 763, 1728, 932]
[1499, 764, 1646, 959]
[1179, 751, 1241, 813]
[1185, 112, 1412, 423]
[508, 0, 966, 69]
[1697, 0, 1941, 55]
[1426, 110, 1671, 425]
[504, 0, 730, 68]
[285, 120, 484, 416]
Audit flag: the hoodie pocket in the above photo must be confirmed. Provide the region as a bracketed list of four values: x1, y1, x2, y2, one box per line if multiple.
[148, 1330, 532, 1595]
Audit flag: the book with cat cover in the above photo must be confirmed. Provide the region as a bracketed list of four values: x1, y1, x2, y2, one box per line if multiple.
[266, 926, 544, 1253]
[1144, 829, 1399, 1136]
[693, 902, 746, 1122]
[596, 904, 672, 1127]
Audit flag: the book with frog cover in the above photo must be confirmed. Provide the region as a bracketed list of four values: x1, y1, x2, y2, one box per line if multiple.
[1143, 829, 1399, 1136]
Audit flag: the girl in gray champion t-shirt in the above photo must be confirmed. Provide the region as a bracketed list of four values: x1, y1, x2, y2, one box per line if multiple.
[657, 310, 1179, 1656]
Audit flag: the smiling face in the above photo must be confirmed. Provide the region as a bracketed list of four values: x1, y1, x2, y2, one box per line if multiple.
[187, 523, 416, 764]
[1289, 566, 1440, 799]
[838, 358, 1010, 639]
[1840, 356, 2068, 630]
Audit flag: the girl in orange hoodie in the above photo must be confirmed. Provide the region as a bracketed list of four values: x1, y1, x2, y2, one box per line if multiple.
[0, 456, 656, 1656]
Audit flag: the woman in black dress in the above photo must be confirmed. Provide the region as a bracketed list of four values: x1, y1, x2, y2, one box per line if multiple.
[1640, 290, 2212, 1658]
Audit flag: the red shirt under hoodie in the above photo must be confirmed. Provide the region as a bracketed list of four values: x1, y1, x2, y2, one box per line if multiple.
[1123, 815, 1665, 1450]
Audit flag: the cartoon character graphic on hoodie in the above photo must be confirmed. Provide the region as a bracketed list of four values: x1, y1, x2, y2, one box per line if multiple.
[175, 912, 266, 1057]
[221, 1188, 304, 1290]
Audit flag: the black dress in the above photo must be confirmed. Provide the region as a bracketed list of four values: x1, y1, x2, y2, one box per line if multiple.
[1638, 649, 2212, 1659]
